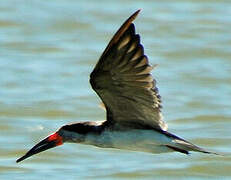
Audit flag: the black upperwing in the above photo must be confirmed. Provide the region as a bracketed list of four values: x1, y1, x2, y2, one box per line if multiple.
[90, 10, 167, 131]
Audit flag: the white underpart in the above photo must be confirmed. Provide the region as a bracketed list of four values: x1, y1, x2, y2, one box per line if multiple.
[84, 130, 176, 154]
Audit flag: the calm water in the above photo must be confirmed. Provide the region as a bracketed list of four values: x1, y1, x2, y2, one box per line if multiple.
[0, 1, 231, 179]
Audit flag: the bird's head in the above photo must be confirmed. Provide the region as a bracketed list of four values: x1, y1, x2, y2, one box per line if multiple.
[16, 123, 92, 163]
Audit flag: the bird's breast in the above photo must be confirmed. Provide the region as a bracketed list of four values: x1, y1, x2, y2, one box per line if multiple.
[84, 129, 173, 153]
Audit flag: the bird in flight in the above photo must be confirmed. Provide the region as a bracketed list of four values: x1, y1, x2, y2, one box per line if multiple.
[17, 10, 217, 163]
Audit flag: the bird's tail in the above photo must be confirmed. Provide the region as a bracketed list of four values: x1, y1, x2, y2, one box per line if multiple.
[163, 131, 221, 155]
[170, 138, 220, 155]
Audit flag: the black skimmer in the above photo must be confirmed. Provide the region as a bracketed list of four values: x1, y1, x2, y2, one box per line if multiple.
[17, 10, 217, 163]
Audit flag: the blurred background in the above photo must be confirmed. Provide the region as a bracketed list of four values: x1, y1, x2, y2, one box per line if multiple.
[0, 0, 231, 179]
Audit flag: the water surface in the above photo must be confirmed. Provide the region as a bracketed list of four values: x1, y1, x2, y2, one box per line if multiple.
[0, 1, 231, 179]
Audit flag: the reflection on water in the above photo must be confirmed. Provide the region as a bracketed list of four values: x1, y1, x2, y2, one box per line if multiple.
[0, 1, 231, 179]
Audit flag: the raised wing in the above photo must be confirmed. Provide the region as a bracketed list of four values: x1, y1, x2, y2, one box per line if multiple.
[90, 10, 168, 131]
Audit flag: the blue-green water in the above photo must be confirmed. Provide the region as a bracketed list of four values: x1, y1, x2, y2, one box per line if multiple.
[0, 1, 231, 179]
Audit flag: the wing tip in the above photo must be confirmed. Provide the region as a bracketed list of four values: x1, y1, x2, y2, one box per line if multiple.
[132, 9, 142, 19]
[115, 9, 141, 41]
[92, 9, 142, 75]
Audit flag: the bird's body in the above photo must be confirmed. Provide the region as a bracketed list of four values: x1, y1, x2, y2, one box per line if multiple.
[85, 128, 173, 154]
[59, 121, 209, 155]
[61, 121, 172, 153]
[17, 10, 218, 163]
